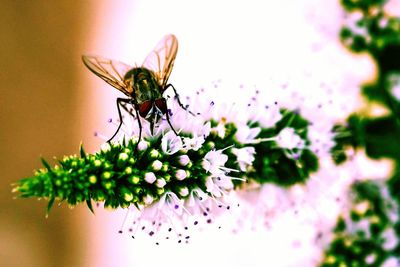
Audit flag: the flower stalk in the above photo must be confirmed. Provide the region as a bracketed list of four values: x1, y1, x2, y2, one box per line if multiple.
[13, 109, 318, 214]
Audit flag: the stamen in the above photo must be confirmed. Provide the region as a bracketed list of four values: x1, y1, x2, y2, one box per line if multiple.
[93, 132, 109, 141]
[118, 209, 131, 234]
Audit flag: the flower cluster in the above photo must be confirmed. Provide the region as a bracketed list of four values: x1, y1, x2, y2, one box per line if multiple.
[13, 83, 321, 242]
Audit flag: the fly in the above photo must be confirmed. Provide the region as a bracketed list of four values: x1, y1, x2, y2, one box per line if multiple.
[82, 34, 192, 143]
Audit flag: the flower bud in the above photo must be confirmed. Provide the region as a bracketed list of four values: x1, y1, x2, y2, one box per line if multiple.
[152, 160, 163, 171]
[149, 149, 161, 158]
[118, 152, 129, 162]
[100, 142, 111, 152]
[145, 172, 156, 184]
[138, 141, 149, 151]
[179, 187, 189, 197]
[175, 169, 187, 180]
[143, 194, 154, 205]
[178, 155, 190, 166]
[156, 178, 166, 188]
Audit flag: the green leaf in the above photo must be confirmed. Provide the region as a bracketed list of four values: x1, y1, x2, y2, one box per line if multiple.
[41, 158, 52, 172]
[46, 197, 55, 216]
[80, 144, 86, 158]
[86, 199, 95, 214]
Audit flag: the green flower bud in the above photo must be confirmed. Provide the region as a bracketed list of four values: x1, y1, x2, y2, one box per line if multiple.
[149, 149, 161, 158]
[94, 159, 102, 167]
[102, 172, 111, 180]
[118, 152, 129, 162]
[162, 163, 169, 172]
[128, 175, 140, 184]
[125, 167, 133, 175]
[89, 175, 97, 184]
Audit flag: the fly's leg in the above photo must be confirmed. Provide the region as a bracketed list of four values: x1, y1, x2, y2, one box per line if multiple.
[164, 84, 196, 116]
[120, 102, 136, 118]
[107, 98, 132, 143]
[165, 105, 180, 138]
[121, 101, 144, 147]
[134, 104, 143, 147]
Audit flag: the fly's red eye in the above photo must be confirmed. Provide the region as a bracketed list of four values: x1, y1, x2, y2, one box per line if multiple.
[155, 98, 167, 114]
[138, 100, 152, 117]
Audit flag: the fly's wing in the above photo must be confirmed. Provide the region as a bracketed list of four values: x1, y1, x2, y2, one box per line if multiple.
[82, 55, 134, 96]
[142, 34, 178, 91]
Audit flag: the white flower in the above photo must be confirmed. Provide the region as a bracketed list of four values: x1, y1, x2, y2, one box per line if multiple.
[257, 104, 283, 128]
[276, 128, 305, 150]
[202, 148, 238, 198]
[308, 123, 336, 157]
[161, 131, 183, 155]
[205, 175, 234, 197]
[181, 122, 211, 151]
[231, 147, 256, 171]
[125, 192, 191, 243]
[214, 120, 227, 138]
[187, 188, 208, 208]
[202, 149, 230, 175]
[235, 124, 261, 144]
[183, 135, 205, 151]
[159, 192, 185, 215]
[195, 121, 211, 139]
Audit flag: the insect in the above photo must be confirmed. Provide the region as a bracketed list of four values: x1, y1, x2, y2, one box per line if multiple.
[82, 34, 191, 143]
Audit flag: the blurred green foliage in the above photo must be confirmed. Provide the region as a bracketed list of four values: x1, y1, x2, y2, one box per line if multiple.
[322, 0, 400, 265]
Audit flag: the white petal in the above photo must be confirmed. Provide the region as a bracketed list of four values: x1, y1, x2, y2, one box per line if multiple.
[161, 131, 183, 154]
[205, 176, 215, 193]
[276, 128, 305, 150]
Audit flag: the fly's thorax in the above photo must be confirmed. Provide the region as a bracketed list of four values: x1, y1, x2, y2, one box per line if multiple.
[124, 67, 162, 103]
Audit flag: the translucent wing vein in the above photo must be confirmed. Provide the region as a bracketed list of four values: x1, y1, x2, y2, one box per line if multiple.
[82, 55, 133, 96]
[142, 34, 178, 90]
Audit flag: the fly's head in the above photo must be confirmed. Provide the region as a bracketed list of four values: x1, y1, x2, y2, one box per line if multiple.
[138, 98, 168, 135]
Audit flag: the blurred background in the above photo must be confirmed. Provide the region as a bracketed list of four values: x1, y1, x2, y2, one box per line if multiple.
[0, 2, 90, 267]
[0, 1, 378, 267]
